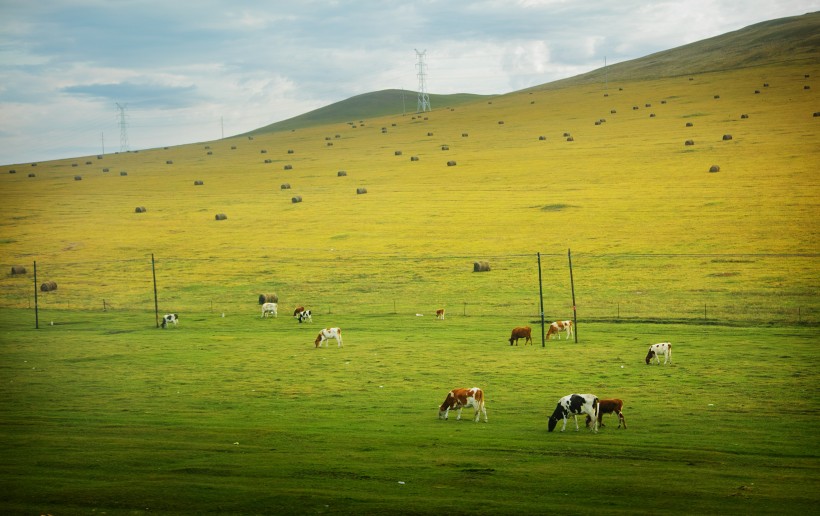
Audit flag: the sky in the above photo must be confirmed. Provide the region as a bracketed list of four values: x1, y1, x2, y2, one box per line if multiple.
[0, 0, 816, 165]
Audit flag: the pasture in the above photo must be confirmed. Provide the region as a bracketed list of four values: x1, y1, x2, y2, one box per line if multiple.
[1, 21, 819, 513]
[0, 309, 817, 515]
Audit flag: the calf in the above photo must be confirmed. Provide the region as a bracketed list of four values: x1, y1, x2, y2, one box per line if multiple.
[548, 393, 599, 433]
[315, 327, 342, 348]
[436, 308, 445, 320]
[586, 398, 626, 429]
[438, 387, 487, 422]
[298, 309, 312, 323]
[293, 306, 305, 317]
[508, 326, 532, 346]
[261, 302, 278, 318]
[161, 313, 179, 329]
[546, 320, 573, 340]
[645, 342, 672, 365]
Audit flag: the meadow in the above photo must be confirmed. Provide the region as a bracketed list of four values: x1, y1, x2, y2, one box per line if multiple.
[1, 21, 819, 514]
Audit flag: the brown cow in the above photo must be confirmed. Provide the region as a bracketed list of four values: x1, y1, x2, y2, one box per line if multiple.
[438, 387, 487, 422]
[508, 326, 532, 346]
[436, 308, 445, 320]
[546, 320, 573, 340]
[586, 398, 627, 429]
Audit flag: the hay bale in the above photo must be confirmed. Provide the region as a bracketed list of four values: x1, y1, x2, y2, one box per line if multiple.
[259, 293, 279, 304]
[10, 265, 26, 275]
[8, 169, 15, 174]
[260, 149, 267, 154]
[685, 140, 695, 146]
[71, 163, 78, 167]
[194, 180, 204, 185]
[441, 145, 449, 150]
[447, 160, 457, 167]
[722, 134, 733, 141]
[498, 121, 504, 125]
[539, 135, 547, 140]
[28, 173, 35, 178]
[714, 95, 720, 99]
[281, 183, 291, 190]
[814, 112, 820, 117]
[686, 122, 694, 127]
[427, 132, 434, 136]
[410, 156, 420, 161]
[649, 113, 656, 118]
[740, 114, 749, 119]
[40, 280, 57, 292]
[231, 146, 237, 150]
[326, 142, 333, 146]
[473, 261, 491, 272]
[166, 160, 173, 164]
[284, 164, 292, 170]
[134, 206, 147, 213]
[661, 100, 667, 104]
[215, 213, 228, 220]
[611, 109, 617, 114]
[764, 83, 769, 87]
[804, 85, 811, 90]
[74, 175, 82, 181]
[632, 106, 639, 110]
[337, 170, 347, 176]
[709, 165, 721, 173]
[207, 151, 213, 155]
[462, 133, 469, 137]
[291, 196, 302, 204]
[755, 90, 761, 94]
[102, 168, 109, 172]
[356, 187, 367, 195]
[264, 159, 273, 164]
[595, 121, 601, 125]
[394, 150, 402, 156]
[288, 149, 294, 154]
[645, 103, 652, 107]
[563, 132, 571, 137]
[566, 137, 574, 142]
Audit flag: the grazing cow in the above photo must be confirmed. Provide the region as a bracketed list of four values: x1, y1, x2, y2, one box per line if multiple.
[438, 387, 487, 422]
[548, 393, 599, 433]
[261, 302, 278, 318]
[293, 306, 305, 317]
[546, 320, 574, 340]
[645, 342, 672, 365]
[508, 326, 532, 346]
[161, 313, 179, 329]
[586, 398, 627, 429]
[298, 309, 313, 323]
[315, 327, 342, 348]
[436, 308, 445, 320]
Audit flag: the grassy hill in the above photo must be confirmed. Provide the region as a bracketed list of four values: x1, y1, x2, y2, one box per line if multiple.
[0, 12, 818, 515]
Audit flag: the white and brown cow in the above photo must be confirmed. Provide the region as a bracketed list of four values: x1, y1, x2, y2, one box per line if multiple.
[508, 326, 533, 346]
[161, 313, 179, 328]
[548, 393, 599, 433]
[293, 306, 306, 318]
[436, 308, 446, 320]
[645, 342, 672, 365]
[438, 387, 487, 422]
[261, 302, 278, 318]
[315, 327, 342, 348]
[586, 398, 627, 429]
[546, 320, 573, 340]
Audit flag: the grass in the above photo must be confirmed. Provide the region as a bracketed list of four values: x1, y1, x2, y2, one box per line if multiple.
[0, 310, 817, 515]
[0, 19, 819, 514]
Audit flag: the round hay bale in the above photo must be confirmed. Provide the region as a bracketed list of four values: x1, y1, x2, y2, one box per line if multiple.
[135, 206, 147, 213]
[632, 106, 639, 110]
[260, 149, 267, 154]
[326, 142, 333, 146]
[259, 293, 279, 304]
[284, 164, 292, 170]
[462, 133, 469, 137]
[473, 261, 491, 273]
[410, 156, 420, 161]
[74, 175, 82, 181]
[102, 168, 109, 172]
[714, 95, 720, 99]
[288, 149, 294, 154]
[686, 122, 694, 127]
[498, 121, 504, 125]
[356, 187, 367, 195]
[207, 151, 213, 155]
[661, 100, 667, 104]
[120, 171, 128, 176]
[722, 134, 733, 141]
[231, 146, 237, 150]
[804, 85, 811, 90]
[563, 132, 571, 137]
[194, 180, 204, 185]
[611, 109, 617, 114]
[40, 280, 57, 292]
[566, 137, 574, 142]
[446, 160, 457, 167]
[264, 159, 273, 164]
[645, 103, 652, 107]
[28, 173, 35, 178]
[755, 90, 761, 94]
[649, 113, 656, 118]
[166, 160, 173, 164]
[337, 170, 347, 176]
[441, 145, 449, 150]
[740, 114, 749, 119]
[291, 196, 302, 204]
[539, 135, 547, 140]
[394, 150, 402, 156]
[71, 163, 78, 167]
[10, 265, 26, 275]
[764, 83, 769, 87]
[281, 183, 291, 190]
[814, 112, 820, 117]
[709, 165, 721, 173]
[427, 132, 434, 136]
[215, 213, 228, 220]
[8, 169, 15, 174]
[325, 136, 331, 141]
[685, 140, 695, 146]
[595, 121, 601, 125]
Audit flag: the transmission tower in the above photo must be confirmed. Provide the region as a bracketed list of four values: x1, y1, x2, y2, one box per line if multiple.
[415, 49, 431, 113]
[115, 102, 129, 152]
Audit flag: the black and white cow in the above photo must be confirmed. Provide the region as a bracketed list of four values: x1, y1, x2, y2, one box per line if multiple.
[298, 309, 312, 323]
[161, 313, 179, 328]
[548, 393, 599, 433]
[645, 342, 672, 365]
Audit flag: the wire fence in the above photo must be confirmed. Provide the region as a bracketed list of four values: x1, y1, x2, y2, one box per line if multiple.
[2, 251, 817, 326]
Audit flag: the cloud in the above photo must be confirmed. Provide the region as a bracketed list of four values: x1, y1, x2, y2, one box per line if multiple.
[61, 82, 202, 109]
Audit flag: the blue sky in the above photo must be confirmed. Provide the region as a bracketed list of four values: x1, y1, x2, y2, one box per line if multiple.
[0, 0, 816, 165]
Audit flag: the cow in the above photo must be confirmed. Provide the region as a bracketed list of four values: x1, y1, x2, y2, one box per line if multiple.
[546, 320, 573, 340]
[646, 342, 672, 365]
[261, 302, 278, 318]
[548, 393, 599, 433]
[161, 313, 179, 329]
[508, 326, 532, 346]
[586, 398, 627, 429]
[293, 306, 305, 317]
[315, 327, 342, 348]
[298, 309, 313, 323]
[438, 387, 487, 422]
[436, 308, 445, 320]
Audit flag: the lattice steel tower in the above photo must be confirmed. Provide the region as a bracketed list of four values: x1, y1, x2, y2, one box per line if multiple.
[115, 102, 129, 152]
[415, 49, 431, 113]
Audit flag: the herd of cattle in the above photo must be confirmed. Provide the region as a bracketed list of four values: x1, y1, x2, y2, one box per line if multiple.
[161, 302, 672, 433]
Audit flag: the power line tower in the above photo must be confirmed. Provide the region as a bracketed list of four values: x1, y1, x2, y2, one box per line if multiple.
[415, 49, 431, 113]
[115, 102, 129, 152]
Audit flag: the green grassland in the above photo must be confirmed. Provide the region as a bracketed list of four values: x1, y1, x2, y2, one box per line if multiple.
[1, 13, 819, 515]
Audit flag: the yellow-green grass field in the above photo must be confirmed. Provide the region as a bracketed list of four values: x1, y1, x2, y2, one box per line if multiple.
[0, 40, 818, 515]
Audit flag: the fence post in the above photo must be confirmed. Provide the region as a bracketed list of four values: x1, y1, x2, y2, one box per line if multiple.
[152, 254, 159, 328]
[33, 260, 39, 329]
[538, 252, 545, 347]
[568, 249, 578, 343]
